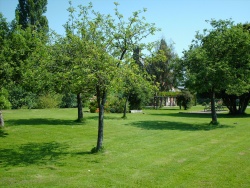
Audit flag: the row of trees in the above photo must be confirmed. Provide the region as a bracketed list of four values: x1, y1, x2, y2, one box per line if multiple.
[0, 0, 178, 152]
[1, 0, 249, 149]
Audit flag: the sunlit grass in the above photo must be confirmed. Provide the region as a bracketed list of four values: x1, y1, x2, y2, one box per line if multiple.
[0, 106, 249, 187]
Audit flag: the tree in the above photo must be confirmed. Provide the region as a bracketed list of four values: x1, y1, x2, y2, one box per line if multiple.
[176, 90, 193, 110]
[50, 31, 95, 121]
[0, 111, 4, 128]
[117, 63, 155, 118]
[183, 19, 250, 124]
[15, 0, 49, 34]
[0, 1, 51, 109]
[217, 23, 250, 114]
[64, 2, 159, 152]
[146, 39, 178, 92]
[0, 13, 12, 87]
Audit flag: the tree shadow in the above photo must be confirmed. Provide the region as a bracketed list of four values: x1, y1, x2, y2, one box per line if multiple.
[0, 142, 67, 167]
[5, 118, 84, 126]
[0, 142, 92, 167]
[149, 112, 250, 119]
[86, 115, 124, 120]
[129, 120, 234, 131]
[0, 129, 8, 137]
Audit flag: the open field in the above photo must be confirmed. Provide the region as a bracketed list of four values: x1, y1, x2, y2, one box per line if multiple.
[0, 106, 250, 187]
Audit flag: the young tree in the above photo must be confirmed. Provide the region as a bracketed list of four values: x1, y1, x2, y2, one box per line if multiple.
[63, 2, 160, 152]
[50, 31, 95, 121]
[117, 63, 155, 118]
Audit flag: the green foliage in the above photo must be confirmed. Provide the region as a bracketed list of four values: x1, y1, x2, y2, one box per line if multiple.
[15, 0, 49, 34]
[105, 94, 128, 113]
[0, 88, 11, 109]
[62, 1, 160, 151]
[8, 85, 26, 109]
[89, 100, 98, 113]
[7, 85, 38, 109]
[159, 91, 181, 97]
[176, 90, 193, 110]
[129, 89, 151, 110]
[36, 93, 62, 109]
[183, 19, 250, 115]
[202, 102, 207, 106]
[60, 93, 77, 108]
[145, 38, 179, 92]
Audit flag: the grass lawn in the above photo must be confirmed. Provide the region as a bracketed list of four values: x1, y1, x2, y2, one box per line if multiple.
[0, 106, 250, 187]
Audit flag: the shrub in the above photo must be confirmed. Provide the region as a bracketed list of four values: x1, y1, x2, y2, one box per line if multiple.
[202, 102, 207, 106]
[60, 93, 77, 108]
[0, 88, 11, 109]
[36, 93, 62, 109]
[105, 95, 128, 113]
[89, 100, 98, 113]
[7, 85, 37, 109]
[176, 90, 193, 110]
[8, 85, 26, 109]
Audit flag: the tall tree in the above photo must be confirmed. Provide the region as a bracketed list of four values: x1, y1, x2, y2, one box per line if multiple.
[15, 0, 48, 34]
[146, 39, 178, 92]
[0, 13, 11, 87]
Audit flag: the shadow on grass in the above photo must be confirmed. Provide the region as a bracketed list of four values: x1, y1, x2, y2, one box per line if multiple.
[0, 142, 67, 167]
[86, 115, 125, 120]
[149, 112, 250, 119]
[5, 115, 125, 126]
[129, 120, 234, 131]
[0, 129, 8, 137]
[0, 142, 91, 167]
[5, 118, 84, 126]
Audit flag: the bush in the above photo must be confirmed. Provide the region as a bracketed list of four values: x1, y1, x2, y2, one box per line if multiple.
[202, 102, 207, 106]
[7, 85, 37, 109]
[105, 94, 128, 113]
[60, 93, 77, 108]
[0, 88, 11, 109]
[8, 85, 26, 109]
[176, 90, 193, 110]
[36, 93, 62, 109]
[89, 100, 98, 113]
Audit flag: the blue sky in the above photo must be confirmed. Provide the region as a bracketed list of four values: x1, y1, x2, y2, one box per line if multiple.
[0, 0, 249, 57]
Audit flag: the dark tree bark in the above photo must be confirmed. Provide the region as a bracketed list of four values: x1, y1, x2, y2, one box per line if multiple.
[122, 96, 128, 118]
[210, 89, 218, 124]
[238, 93, 250, 114]
[220, 91, 250, 115]
[96, 85, 107, 152]
[77, 93, 83, 121]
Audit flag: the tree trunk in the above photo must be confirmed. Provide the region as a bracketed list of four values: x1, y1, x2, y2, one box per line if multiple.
[122, 97, 128, 118]
[0, 111, 4, 128]
[96, 85, 107, 152]
[210, 89, 218, 124]
[238, 93, 250, 114]
[154, 96, 156, 109]
[77, 93, 83, 121]
[220, 91, 250, 115]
